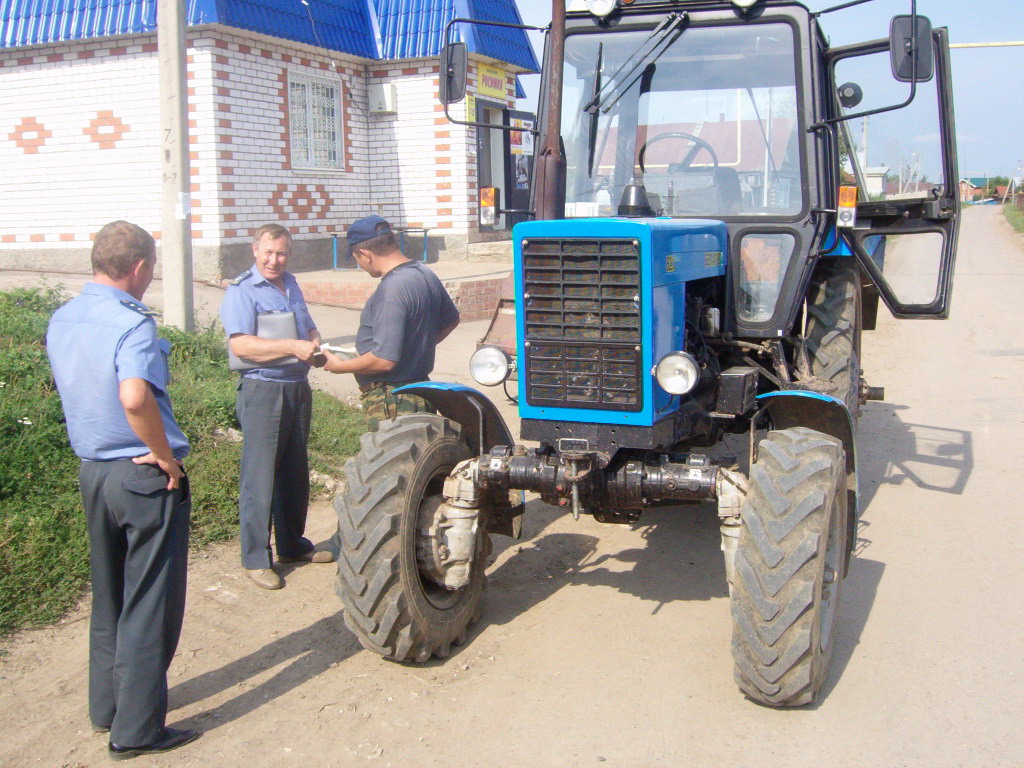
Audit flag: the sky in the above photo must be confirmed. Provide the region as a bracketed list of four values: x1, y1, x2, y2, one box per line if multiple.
[512, 0, 1024, 180]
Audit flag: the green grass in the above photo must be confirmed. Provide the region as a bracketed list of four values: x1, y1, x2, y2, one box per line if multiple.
[1006, 202, 1024, 235]
[0, 287, 365, 635]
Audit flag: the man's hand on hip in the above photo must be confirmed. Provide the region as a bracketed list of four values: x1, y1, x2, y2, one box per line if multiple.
[132, 453, 185, 490]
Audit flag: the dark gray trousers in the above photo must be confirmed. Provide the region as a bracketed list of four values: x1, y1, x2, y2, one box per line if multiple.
[236, 377, 313, 569]
[80, 459, 190, 747]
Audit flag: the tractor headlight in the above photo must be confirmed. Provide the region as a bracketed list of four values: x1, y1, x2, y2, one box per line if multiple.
[654, 352, 700, 395]
[584, 0, 618, 18]
[470, 345, 513, 386]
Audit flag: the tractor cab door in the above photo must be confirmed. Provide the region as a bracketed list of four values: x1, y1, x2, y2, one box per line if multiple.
[828, 21, 959, 318]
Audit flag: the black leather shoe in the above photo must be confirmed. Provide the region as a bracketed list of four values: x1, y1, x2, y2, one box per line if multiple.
[108, 728, 199, 760]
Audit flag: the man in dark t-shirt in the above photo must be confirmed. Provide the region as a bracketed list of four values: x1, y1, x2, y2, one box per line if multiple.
[323, 216, 460, 429]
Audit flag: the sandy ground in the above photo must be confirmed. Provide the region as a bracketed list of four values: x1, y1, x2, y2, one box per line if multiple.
[1, 205, 1022, 767]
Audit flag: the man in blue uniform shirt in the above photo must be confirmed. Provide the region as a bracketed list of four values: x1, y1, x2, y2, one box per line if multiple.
[46, 221, 198, 759]
[220, 223, 334, 591]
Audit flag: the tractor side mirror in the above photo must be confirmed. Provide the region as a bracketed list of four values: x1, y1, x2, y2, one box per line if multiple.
[889, 14, 934, 83]
[440, 42, 468, 104]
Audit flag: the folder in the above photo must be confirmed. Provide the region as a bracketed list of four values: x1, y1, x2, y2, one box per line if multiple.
[228, 311, 300, 371]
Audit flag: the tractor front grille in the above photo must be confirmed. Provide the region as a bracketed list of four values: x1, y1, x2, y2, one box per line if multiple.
[521, 237, 642, 411]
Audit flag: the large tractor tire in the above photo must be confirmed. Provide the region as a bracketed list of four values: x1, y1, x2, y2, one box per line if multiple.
[730, 427, 848, 707]
[800, 257, 862, 415]
[334, 413, 486, 662]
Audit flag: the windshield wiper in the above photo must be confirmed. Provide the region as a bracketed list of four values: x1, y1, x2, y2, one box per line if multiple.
[583, 11, 689, 116]
[587, 42, 603, 176]
[745, 86, 779, 177]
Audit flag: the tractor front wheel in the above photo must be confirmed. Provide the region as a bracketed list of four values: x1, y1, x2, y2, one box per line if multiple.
[730, 427, 848, 706]
[334, 414, 486, 662]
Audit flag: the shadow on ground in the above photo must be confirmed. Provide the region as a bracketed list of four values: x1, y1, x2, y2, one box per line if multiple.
[169, 612, 360, 732]
[858, 402, 973, 512]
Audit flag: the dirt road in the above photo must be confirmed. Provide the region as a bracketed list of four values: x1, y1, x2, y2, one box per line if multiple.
[2, 205, 1022, 767]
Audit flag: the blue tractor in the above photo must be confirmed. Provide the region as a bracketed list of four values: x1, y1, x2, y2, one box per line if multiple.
[332, 0, 960, 706]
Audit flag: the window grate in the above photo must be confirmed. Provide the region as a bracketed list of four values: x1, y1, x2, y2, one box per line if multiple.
[289, 72, 343, 170]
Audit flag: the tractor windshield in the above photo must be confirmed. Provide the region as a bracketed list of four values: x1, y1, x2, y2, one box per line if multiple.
[561, 21, 803, 219]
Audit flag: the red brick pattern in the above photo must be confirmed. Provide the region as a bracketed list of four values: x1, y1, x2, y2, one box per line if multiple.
[297, 275, 506, 322]
[299, 281, 377, 308]
[8, 117, 52, 154]
[83, 110, 129, 149]
[277, 70, 291, 171]
[268, 184, 332, 219]
[451, 277, 508, 321]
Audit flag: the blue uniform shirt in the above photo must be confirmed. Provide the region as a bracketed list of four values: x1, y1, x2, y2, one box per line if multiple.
[220, 266, 318, 382]
[46, 283, 190, 462]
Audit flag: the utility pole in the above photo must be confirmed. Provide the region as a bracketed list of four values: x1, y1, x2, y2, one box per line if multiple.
[158, 0, 194, 331]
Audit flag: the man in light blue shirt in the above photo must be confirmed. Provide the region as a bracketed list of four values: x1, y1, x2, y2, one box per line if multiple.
[47, 221, 198, 759]
[220, 223, 334, 590]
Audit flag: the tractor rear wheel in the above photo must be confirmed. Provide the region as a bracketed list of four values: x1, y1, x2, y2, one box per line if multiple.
[800, 257, 862, 415]
[333, 414, 485, 662]
[730, 427, 848, 706]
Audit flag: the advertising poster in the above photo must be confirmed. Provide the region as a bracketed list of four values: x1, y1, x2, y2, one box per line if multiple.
[510, 118, 534, 156]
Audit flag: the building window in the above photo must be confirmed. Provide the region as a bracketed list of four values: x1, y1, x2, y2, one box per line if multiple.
[289, 72, 344, 170]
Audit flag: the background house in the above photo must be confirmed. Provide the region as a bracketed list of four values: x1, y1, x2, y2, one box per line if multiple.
[0, 0, 538, 279]
[958, 179, 982, 203]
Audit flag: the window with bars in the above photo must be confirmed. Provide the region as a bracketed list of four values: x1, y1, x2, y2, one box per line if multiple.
[288, 72, 344, 170]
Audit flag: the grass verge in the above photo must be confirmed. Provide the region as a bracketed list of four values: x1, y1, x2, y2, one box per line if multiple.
[1005, 202, 1024, 235]
[0, 286, 365, 635]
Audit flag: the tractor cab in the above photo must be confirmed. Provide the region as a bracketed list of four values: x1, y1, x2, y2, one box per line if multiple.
[445, 0, 959, 341]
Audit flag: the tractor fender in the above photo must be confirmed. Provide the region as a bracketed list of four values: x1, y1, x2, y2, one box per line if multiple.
[395, 382, 523, 538]
[394, 382, 516, 456]
[756, 390, 860, 525]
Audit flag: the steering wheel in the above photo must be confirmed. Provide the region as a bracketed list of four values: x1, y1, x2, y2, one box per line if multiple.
[638, 132, 719, 174]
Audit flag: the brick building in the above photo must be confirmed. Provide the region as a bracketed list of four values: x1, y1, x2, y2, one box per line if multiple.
[0, 0, 537, 279]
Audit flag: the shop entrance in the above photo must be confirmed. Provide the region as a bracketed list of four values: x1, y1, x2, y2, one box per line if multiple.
[475, 101, 535, 232]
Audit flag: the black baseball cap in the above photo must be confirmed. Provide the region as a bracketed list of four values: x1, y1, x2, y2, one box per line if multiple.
[347, 215, 392, 257]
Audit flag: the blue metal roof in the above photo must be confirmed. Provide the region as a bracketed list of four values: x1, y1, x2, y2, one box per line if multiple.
[218, 0, 379, 59]
[0, 0, 539, 71]
[374, 0, 454, 60]
[461, 0, 537, 72]
[2, 0, 156, 48]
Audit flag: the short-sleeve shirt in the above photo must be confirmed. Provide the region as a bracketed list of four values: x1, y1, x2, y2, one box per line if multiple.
[220, 266, 318, 382]
[46, 283, 190, 462]
[355, 260, 460, 387]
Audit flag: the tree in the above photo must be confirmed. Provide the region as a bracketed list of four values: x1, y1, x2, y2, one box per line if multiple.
[988, 175, 1009, 194]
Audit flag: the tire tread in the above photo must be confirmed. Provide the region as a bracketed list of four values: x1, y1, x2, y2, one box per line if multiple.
[731, 427, 847, 706]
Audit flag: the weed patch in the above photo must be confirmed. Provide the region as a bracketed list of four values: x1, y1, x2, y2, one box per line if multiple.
[1006, 202, 1024, 235]
[0, 287, 365, 635]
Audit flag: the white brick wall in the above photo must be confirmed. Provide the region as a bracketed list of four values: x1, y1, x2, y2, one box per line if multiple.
[0, 29, 521, 265]
[0, 37, 162, 247]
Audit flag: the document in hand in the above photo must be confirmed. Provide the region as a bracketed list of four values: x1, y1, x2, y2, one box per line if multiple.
[228, 311, 301, 371]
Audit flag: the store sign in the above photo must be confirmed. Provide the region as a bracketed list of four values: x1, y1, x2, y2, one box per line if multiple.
[478, 64, 507, 99]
